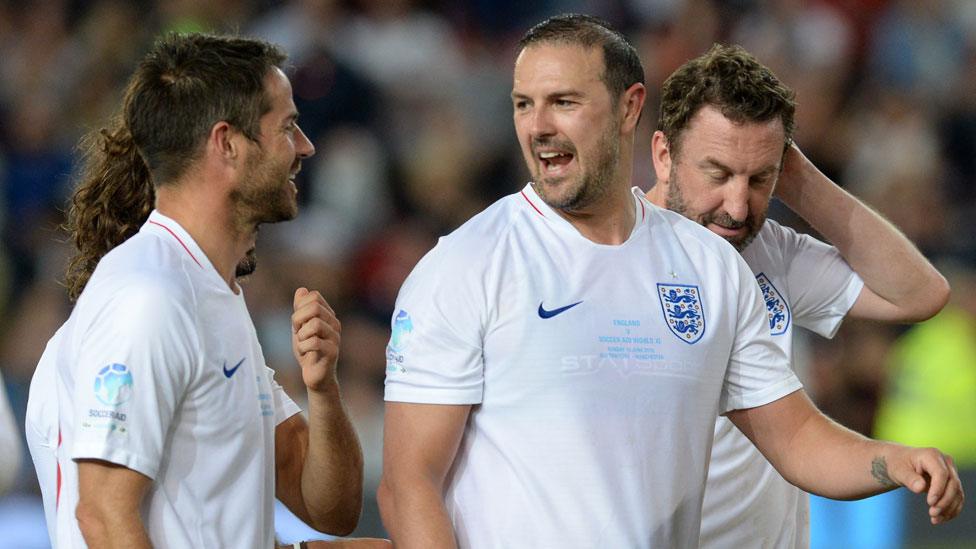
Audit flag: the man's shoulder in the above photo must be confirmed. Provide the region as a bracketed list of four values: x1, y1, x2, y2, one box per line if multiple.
[80, 234, 199, 320]
[444, 191, 526, 242]
[399, 191, 531, 299]
[89, 231, 196, 291]
[424, 192, 527, 263]
[742, 219, 828, 273]
[647, 202, 742, 262]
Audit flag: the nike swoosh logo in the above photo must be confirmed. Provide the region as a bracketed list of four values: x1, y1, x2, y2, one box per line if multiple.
[223, 357, 245, 378]
[538, 301, 583, 319]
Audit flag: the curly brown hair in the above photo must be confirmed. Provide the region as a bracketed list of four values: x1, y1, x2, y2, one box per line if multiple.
[63, 33, 286, 300]
[658, 43, 796, 160]
[63, 120, 154, 300]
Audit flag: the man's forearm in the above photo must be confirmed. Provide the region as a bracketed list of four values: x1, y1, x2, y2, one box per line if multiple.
[302, 382, 364, 535]
[776, 147, 948, 321]
[77, 503, 152, 549]
[378, 478, 458, 549]
[771, 409, 905, 499]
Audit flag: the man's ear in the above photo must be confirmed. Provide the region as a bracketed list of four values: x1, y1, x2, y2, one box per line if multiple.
[207, 121, 243, 164]
[620, 82, 646, 134]
[650, 130, 673, 185]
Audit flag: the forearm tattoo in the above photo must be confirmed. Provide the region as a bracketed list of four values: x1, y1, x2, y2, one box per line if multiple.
[871, 456, 898, 488]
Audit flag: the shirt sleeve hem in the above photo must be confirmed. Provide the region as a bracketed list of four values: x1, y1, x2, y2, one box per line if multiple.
[821, 277, 865, 339]
[384, 387, 482, 405]
[722, 376, 803, 413]
[275, 399, 302, 426]
[71, 444, 159, 479]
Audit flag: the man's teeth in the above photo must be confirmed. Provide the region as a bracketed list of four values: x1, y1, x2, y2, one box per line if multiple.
[539, 152, 566, 159]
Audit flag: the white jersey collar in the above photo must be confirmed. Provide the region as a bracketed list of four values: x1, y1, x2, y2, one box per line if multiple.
[142, 210, 231, 290]
[518, 182, 649, 245]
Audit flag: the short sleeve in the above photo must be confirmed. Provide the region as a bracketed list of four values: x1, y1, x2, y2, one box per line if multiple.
[721, 253, 803, 412]
[779, 225, 863, 338]
[70, 278, 198, 479]
[267, 366, 301, 425]
[384, 238, 486, 405]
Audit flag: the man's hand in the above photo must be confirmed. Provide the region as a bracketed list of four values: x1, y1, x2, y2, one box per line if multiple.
[279, 287, 363, 535]
[878, 447, 965, 525]
[292, 287, 341, 391]
[771, 142, 806, 200]
[729, 391, 964, 525]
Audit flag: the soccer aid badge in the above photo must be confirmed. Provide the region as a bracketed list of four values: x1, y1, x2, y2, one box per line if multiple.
[94, 363, 134, 406]
[755, 273, 791, 335]
[84, 363, 133, 434]
[657, 283, 705, 344]
[386, 310, 413, 374]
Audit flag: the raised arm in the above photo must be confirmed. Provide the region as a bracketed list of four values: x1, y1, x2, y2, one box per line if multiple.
[378, 402, 471, 549]
[775, 145, 949, 322]
[728, 390, 964, 524]
[276, 288, 364, 536]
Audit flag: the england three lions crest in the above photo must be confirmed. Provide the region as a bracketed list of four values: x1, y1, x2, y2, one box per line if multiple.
[657, 283, 705, 344]
[756, 273, 791, 335]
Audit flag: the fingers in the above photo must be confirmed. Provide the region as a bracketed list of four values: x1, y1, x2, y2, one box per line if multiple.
[909, 449, 964, 525]
[291, 288, 341, 369]
[292, 288, 338, 333]
[929, 454, 964, 524]
[294, 335, 339, 358]
[296, 315, 339, 342]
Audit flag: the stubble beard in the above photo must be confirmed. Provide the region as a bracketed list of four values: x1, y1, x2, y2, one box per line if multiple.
[533, 122, 620, 212]
[665, 164, 763, 252]
[235, 147, 298, 227]
[235, 248, 257, 278]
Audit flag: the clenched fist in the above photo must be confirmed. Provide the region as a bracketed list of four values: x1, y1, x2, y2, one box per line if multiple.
[291, 287, 342, 391]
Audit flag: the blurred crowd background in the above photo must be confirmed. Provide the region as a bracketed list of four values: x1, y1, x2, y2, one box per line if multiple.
[0, 0, 974, 547]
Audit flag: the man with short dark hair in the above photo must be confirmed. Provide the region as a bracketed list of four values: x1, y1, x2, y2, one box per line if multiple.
[378, 15, 962, 549]
[647, 43, 953, 548]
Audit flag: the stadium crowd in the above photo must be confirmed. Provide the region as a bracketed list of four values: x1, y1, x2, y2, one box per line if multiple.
[0, 0, 973, 546]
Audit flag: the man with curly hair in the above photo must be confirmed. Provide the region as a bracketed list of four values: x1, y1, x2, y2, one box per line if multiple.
[646, 44, 953, 548]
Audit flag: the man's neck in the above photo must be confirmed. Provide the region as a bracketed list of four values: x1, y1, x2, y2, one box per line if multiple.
[155, 186, 252, 291]
[554, 183, 637, 245]
[645, 184, 666, 208]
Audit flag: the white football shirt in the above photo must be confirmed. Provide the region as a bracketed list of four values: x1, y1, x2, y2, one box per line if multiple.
[385, 184, 801, 548]
[26, 327, 63, 545]
[42, 210, 300, 548]
[699, 219, 863, 549]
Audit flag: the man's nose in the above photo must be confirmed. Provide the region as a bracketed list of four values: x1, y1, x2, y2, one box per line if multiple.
[723, 177, 750, 222]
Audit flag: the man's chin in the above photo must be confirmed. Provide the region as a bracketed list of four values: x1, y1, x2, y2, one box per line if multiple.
[727, 234, 756, 252]
[536, 179, 586, 210]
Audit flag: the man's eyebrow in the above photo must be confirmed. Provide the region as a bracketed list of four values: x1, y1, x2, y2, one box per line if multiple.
[699, 156, 779, 176]
[698, 157, 733, 172]
[511, 90, 584, 101]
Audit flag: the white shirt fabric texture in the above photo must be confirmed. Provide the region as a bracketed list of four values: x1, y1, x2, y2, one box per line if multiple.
[384, 184, 802, 549]
[35, 210, 300, 548]
[26, 327, 63, 544]
[699, 219, 863, 549]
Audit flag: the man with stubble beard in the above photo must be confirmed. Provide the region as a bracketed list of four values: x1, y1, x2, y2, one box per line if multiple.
[378, 14, 961, 549]
[25, 33, 376, 548]
[646, 44, 954, 548]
